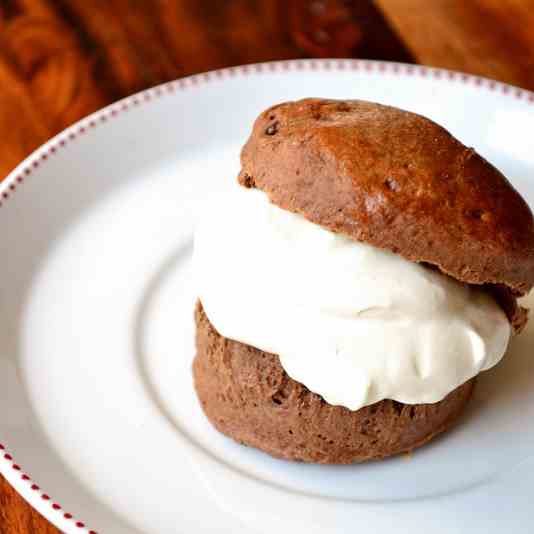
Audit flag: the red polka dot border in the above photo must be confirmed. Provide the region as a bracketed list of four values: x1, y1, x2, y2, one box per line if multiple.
[0, 59, 532, 532]
[0, 442, 97, 533]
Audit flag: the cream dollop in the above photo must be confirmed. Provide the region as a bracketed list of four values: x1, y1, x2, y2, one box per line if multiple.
[194, 185, 511, 410]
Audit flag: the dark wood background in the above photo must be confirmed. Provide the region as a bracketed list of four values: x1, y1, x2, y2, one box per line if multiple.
[1, 0, 534, 532]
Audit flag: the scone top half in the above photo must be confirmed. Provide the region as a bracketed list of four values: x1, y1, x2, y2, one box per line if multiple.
[239, 98, 534, 330]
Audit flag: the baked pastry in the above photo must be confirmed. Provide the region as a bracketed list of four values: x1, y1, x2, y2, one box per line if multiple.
[193, 98, 534, 464]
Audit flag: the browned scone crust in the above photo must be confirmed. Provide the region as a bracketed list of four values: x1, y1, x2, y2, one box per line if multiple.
[239, 98, 534, 297]
[193, 302, 475, 464]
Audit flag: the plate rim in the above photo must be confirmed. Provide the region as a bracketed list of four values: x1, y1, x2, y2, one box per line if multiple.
[1, 58, 533, 534]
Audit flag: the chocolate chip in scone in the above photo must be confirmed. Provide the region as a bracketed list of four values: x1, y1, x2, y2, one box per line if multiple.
[265, 121, 279, 135]
[240, 172, 256, 188]
[466, 208, 490, 222]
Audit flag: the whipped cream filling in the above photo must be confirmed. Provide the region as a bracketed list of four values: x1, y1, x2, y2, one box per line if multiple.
[194, 185, 511, 411]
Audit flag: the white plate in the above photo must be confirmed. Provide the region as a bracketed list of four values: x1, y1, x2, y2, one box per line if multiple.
[1, 59, 534, 534]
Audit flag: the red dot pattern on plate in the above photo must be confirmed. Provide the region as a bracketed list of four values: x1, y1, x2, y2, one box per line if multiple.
[1, 443, 92, 532]
[0, 61, 532, 532]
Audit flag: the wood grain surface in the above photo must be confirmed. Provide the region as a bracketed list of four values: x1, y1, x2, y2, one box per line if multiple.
[1, 0, 533, 532]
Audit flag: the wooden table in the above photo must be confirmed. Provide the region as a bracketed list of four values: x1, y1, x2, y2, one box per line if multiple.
[1, 1, 533, 532]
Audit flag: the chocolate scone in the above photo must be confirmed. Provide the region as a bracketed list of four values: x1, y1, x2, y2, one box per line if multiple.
[194, 98, 534, 464]
[193, 303, 475, 464]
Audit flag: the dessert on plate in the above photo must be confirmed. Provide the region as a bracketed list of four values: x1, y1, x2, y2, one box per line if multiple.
[193, 98, 534, 464]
